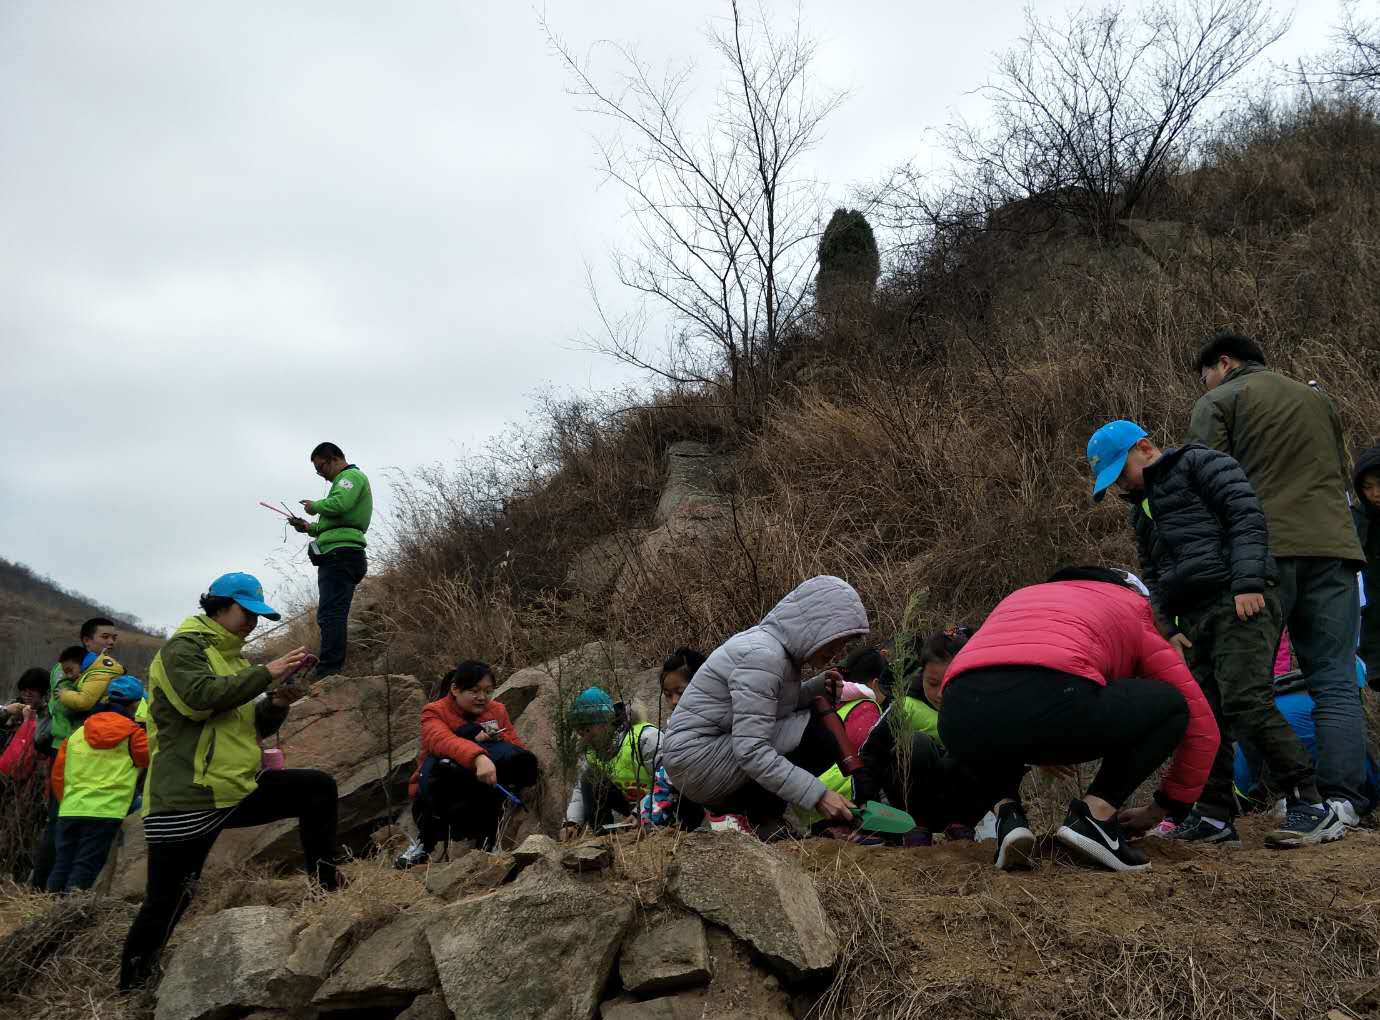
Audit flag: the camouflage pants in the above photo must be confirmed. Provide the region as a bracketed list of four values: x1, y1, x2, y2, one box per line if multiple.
[1178, 587, 1319, 819]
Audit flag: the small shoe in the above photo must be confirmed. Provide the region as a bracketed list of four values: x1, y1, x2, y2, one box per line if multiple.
[993, 802, 1037, 872]
[1265, 801, 1346, 849]
[1055, 799, 1149, 872]
[393, 841, 429, 870]
[943, 822, 976, 842]
[1165, 813, 1242, 848]
[902, 827, 933, 848]
[704, 811, 754, 835]
[1329, 798, 1362, 829]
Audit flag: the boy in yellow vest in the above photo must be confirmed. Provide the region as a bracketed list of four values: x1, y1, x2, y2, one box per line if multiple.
[559, 687, 661, 840]
[48, 675, 148, 893]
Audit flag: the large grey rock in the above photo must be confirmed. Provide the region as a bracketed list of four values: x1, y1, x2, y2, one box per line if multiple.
[287, 908, 362, 982]
[514, 834, 560, 867]
[667, 833, 836, 981]
[654, 441, 730, 525]
[313, 911, 438, 1010]
[602, 991, 706, 1020]
[563, 843, 613, 873]
[619, 912, 710, 996]
[427, 868, 636, 1020]
[424, 849, 514, 900]
[398, 993, 455, 1020]
[155, 906, 316, 1020]
[564, 530, 648, 599]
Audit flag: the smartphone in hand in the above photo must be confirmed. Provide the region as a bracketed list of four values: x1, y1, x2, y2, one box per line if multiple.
[283, 653, 319, 685]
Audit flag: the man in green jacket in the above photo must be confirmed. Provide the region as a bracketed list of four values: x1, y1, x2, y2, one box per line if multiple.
[1187, 331, 1369, 824]
[290, 442, 372, 677]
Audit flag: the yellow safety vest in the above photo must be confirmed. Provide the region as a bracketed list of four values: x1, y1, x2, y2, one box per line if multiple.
[587, 722, 654, 801]
[60, 727, 140, 820]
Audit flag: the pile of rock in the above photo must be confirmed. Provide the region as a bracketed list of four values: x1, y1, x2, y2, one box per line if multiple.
[153, 831, 837, 1020]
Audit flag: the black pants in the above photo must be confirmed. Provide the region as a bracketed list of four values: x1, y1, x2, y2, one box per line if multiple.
[29, 791, 59, 890]
[119, 769, 338, 989]
[414, 750, 539, 852]
[859, 720, 988, 829]
[47, 816, 122, 893]
[717, 714, 842, 824]
[939, 667, 1189, 810]
[316, 548, 367, 676]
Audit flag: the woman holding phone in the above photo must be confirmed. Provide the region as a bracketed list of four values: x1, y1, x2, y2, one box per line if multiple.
[119, 572, 341, 990]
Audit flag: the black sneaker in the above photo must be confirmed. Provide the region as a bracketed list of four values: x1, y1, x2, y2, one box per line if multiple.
[993, 802, 1036, 871]
[1055, 799, 1149, 872]
[1265, 801, 1346, 849]
[1166, 812, 1242, 848]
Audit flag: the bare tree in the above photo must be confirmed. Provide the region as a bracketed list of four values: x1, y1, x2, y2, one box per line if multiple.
[545, 2, 843, 412]
[1301, 0, 1380, 93]
[948, 0, 1288, 235]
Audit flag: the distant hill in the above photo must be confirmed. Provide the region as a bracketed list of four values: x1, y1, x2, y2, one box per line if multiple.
[0, 557, 164, 696]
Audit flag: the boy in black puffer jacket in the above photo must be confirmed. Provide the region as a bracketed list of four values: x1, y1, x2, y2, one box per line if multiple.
[1087, 420, 1336, 849]
[1356, 443, 1380, 688]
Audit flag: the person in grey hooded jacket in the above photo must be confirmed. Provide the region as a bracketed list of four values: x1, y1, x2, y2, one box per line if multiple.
[661, 576, 870, 828]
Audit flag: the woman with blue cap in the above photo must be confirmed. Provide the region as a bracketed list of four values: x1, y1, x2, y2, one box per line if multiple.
[119, 572, 340, 990]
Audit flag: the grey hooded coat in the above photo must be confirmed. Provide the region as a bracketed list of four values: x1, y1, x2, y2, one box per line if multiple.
[661, 576, 870, 809]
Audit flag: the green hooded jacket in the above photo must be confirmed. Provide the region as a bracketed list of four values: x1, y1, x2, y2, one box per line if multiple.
[143, 615, 287, 814]
[308, 464, 372, 554]
[1187, 362, 1364, 564]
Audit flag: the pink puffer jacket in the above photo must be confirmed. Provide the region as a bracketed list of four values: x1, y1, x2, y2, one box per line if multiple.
[944, 580, 1219, 805]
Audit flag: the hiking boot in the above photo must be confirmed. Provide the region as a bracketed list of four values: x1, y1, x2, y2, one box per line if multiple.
[943, 822, 976, 842]
[993, 802, 1036, 871]
[704, 811, 754, 835]
[902, 828, 933, 848]
[393, 840, 429, 870]
[1329, 798, 1362, 829]
[1055, 799, 1149, 872]
[1165, 813, 1242, 848]
[1265, 801, 1346, 849]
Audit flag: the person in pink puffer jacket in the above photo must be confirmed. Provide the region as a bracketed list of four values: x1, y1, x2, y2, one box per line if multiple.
[939, 567, 1219, 874]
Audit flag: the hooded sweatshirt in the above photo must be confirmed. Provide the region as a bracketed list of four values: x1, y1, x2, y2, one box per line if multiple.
[52, 701, 149, 819]
[661, 575, 870, 809]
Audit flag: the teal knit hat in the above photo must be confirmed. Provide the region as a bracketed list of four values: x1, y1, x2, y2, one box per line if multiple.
[569, 687, 615, 726]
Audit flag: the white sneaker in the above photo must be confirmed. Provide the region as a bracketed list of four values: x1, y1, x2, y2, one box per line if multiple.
[1329, 799, 1362, 829]
[393, 840, 429, 870]
[704, 811, 753, 835]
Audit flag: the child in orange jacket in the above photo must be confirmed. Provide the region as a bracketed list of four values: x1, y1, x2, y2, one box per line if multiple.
[49, 675, 148, 893]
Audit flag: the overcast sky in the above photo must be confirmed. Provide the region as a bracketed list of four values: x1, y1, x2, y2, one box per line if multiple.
[0, 2, 1337, 633]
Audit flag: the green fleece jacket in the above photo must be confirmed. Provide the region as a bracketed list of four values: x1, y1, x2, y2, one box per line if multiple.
[308, 464, 372, 553]
[144, 615, 288, 813]
[1187, 363, 1364, 564]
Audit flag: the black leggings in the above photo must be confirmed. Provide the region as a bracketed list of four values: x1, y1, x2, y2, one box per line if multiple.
[119, 768, 338, 989]
[938, 667, 1189, 810]
[859, 720, 989, 829]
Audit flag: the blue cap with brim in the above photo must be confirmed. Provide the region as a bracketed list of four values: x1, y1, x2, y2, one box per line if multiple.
[208, 571, 282, 620]
[1087, 420, 1149, 502]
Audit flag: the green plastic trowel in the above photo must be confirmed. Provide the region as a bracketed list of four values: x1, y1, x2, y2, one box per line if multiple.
[852, 800, 917, 835]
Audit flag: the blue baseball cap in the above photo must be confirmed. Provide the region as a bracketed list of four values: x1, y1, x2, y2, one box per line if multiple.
[1087, 420, 1148, 502]
[569, 687, 615, 727]
[207, 572, 282, 620]
[107, 674, 146, 703]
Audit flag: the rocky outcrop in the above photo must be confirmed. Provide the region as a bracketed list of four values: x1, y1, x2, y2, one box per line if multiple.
[700, 927, 794, 1019]
[427, 868, 636, 1020]
[667, 832, 837, 981]
[423, 849, 514, 901]
[155, 906, 317, 1020]
[312, 911, 438, 1011]
[618, 912, 710, 996]
[654, 442, 730, 525]
[602, 992, 706, 1020]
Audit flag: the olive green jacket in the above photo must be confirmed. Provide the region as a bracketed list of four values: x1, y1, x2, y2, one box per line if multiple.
[1186, 363, 1364, 564]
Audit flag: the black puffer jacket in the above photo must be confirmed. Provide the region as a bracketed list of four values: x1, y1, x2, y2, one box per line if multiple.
[1129, 444, 1276, 622]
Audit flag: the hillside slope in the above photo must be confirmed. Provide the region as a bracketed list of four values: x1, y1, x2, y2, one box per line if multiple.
[0, 557, 163, 691]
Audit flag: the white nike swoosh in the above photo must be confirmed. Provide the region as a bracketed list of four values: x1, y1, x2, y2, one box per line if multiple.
[1087, 817, 1120, 850]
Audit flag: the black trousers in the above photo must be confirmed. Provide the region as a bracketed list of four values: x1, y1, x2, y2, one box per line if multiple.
[413, 749, 539, 852]
[939, 667, 1189, 810]
[717, 714, 842, 824]
[119, 769, 338, 989]
[316, 548, 367, 675]
[859, 720, 988, 829]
